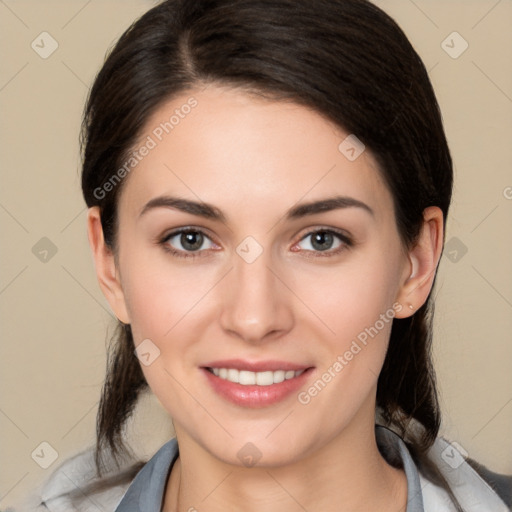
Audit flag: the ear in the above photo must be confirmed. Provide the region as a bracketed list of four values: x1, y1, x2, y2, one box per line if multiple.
[87, 207, 131, 324]
[394, 206, 444, 319]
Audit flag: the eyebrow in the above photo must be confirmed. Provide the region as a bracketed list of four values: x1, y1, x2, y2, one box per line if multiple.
[139, 196, 227, 222]
[138, 195, 374, 221]
[287, 196, 374, 219]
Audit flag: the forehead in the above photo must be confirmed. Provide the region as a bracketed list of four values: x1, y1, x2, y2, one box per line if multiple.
[117, 85, 392, 221]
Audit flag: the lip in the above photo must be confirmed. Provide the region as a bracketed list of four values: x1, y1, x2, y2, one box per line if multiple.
[201, 361, 314, 408]
[201, 359, 311, 372]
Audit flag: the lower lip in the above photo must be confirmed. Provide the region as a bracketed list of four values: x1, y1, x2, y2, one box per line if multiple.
[201, 367, 313, 408]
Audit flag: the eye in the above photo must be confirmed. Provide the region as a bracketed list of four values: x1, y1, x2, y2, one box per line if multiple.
[161, 228, 217, 257]
[293, 229, 351, 255]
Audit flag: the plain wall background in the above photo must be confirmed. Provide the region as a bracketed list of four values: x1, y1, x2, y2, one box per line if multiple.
[1, 0, 511, 508]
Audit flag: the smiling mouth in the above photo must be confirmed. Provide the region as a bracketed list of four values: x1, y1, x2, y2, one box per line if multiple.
[206, 367, 306, 386]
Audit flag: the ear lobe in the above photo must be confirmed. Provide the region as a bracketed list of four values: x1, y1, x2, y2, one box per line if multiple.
[395, 206, 444, 319]
[86, 207, 131, 324]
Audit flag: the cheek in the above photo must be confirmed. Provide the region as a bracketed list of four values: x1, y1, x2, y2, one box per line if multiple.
[118, 247, 225, 410]
[291, 285, 396, 429]
[289, 243, 403, 409]
[293, 249, 401, 345]
[120, 245, 218, 342]
[120, 252, 217, 414]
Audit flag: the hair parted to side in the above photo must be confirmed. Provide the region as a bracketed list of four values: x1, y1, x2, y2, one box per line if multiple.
[80, 0, 456, 505]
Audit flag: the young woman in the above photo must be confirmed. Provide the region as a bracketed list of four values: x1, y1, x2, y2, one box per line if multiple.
[24, 0, 511, 511]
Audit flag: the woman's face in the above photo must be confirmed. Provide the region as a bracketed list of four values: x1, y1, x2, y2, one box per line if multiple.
[102, 85, 415, 466]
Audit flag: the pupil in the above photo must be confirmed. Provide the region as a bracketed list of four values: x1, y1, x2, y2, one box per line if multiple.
[181, 232, 203, 251]
[312, 232, 333, 251]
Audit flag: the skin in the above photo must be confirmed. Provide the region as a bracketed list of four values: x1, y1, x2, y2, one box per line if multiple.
[87, 84, 444, 512]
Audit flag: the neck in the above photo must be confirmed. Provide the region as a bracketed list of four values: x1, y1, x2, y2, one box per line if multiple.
[163, 417, 408, 512]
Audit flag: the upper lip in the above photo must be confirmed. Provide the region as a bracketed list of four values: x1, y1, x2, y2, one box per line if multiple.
[202, 359, 312, 372]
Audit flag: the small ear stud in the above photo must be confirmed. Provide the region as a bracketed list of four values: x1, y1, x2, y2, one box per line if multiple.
[408, 304, 414, 310]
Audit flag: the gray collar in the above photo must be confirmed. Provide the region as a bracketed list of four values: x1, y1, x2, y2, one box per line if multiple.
[376, 426, 424, 511]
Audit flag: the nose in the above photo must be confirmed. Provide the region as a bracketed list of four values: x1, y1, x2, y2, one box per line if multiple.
[219, 250, 295, 344]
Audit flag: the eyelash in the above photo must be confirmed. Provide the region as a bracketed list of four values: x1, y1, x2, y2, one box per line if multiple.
[158, 227, 353, 259]
[159, 228, 218, 259]
[292, 228, 353, 258]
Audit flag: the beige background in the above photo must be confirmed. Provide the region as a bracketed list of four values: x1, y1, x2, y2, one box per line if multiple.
[1, 0, 511, 508]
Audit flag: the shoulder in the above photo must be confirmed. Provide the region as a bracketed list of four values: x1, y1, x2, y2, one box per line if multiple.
[375, 425, 511, 511]
[421, 436, 512, 512]
[10, 444, 146, 512]
[467, 459, 512, 507]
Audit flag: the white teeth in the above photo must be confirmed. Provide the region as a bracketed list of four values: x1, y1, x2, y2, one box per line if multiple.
[271, 370, 285, 384]
[210, 367, 305, 385]
[227, 368, 239, 381]
[256, 371, 273, 386]
[239, 370, 256, 385]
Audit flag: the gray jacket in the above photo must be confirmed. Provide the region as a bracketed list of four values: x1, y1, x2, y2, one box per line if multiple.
[10, 426, 512, 511]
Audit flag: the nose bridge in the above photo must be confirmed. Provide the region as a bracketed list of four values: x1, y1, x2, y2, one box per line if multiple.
[219, 245, 293, 342]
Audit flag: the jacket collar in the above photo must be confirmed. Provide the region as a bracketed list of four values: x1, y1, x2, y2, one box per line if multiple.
[114, 426, 426, 511]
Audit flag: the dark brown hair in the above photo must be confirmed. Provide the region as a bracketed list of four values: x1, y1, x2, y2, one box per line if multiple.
[80, 0, 458, 506]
